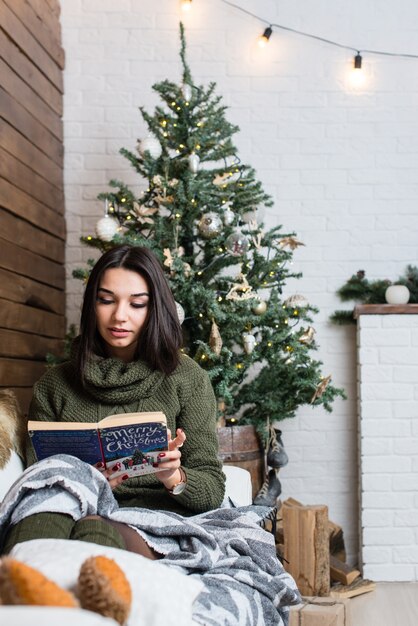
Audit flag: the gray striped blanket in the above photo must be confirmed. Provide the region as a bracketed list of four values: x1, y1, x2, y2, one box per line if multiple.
[0, 455, 300, 625]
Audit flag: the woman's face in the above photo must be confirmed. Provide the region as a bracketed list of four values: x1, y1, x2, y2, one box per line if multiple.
[95, 267, 150, 362]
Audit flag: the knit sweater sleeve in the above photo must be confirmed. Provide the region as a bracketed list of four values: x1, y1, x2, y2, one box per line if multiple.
[25, 367, 68, 466]
[171, 362, 226, 513]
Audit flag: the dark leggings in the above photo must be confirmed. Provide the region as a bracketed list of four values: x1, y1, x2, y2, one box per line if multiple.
[2, 512, 162, 560]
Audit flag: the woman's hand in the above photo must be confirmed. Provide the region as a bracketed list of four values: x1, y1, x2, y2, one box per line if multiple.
[154, 428, 186, 490]
[93, 427, 186, 491]
[94, 461, 129, 490]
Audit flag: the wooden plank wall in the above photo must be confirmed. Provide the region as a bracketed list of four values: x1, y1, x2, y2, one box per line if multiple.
[0, 0, 66, 413]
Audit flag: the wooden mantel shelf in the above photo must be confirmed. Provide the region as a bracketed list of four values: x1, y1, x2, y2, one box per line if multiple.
[354, 304, 418, 318]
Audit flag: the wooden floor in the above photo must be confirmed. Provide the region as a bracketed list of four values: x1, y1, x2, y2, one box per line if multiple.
[350, 582, 418, 626]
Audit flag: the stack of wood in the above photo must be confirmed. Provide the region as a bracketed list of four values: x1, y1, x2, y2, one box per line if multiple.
[267, 498, 376, 599]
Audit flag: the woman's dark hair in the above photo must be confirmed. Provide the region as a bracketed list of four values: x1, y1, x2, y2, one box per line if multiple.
[78, 245, 183, 377]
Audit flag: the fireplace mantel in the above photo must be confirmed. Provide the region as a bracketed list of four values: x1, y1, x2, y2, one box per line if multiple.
[357, 312, 418, 582]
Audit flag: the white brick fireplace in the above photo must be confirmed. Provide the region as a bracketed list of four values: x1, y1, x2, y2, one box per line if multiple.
[357, 306, 418, 581]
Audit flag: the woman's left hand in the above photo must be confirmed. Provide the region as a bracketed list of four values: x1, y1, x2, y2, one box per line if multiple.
[155, 428, 186, 489]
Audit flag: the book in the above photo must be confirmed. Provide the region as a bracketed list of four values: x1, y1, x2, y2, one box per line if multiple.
[28, 411, 168, 479]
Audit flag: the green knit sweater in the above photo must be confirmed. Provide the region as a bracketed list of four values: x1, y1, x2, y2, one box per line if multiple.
[26, 351, 225, 516]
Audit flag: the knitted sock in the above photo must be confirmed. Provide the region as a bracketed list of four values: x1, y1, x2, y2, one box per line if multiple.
[2, 512, 75, 555]
[71, 517, 126, 550]
[78, 555, 132, 626]
[0, 557, 78, 607]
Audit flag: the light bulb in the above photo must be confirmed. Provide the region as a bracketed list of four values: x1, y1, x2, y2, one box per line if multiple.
[181, 0, 192, 11]
[258, 26, 272, 48]
[349, 52, 365, 89]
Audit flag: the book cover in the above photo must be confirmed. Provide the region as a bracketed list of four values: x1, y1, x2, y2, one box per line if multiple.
[28, 411, 168, 478]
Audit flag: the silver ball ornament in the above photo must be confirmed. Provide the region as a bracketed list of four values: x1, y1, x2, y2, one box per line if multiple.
[198, 212, 223, 239]
[225, 230, 250, 256]
[95, 215, 119, 242]
[138, 136, 162, 160]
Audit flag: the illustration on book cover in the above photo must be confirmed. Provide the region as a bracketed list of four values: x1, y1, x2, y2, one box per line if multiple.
[100, 422, 168, 477]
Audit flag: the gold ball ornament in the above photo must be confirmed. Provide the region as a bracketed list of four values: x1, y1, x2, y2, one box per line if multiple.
[252, 300, 267, 315]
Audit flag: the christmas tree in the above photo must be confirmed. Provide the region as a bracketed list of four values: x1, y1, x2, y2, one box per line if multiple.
[74, 24, 344, 437]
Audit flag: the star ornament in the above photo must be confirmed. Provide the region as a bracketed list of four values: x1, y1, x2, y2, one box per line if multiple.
[133, 202, 158, 224]
[279, 237, 305, 250]
[311, 375, 332, 403]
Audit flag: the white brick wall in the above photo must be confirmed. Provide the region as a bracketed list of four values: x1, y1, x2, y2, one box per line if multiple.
[60, 0, 418, 565]
[358, 314, 418, 581]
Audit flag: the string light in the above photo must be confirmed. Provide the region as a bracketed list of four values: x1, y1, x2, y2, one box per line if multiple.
[181, 0, 192, 12]
[220, 0, 418, 67]
[349, 52, 366, 89]
[258, 26, 272, 48]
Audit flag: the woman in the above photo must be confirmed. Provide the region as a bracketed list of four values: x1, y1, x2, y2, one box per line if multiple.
[3, 245, 225, 557]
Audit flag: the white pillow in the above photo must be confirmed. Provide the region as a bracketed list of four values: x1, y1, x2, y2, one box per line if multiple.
[0, 451, 24, 502]
[10, 539, 202, 626]
[0, 606, 118, 626]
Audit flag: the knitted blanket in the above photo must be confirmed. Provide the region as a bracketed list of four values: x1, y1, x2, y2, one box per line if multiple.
[0, 455, 300, 625]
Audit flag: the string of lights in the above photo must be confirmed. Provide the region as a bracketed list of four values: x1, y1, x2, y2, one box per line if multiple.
[181, 0, 418, 83]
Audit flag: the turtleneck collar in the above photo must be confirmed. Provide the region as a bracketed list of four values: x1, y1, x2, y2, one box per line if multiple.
[71, 336, 166, 404]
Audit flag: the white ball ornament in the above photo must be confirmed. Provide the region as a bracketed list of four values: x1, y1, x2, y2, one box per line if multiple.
[188, 153, 200, 173]
[138, 136, 162, 160]
[95, 215, 119, 242]
[385, 284, 410, 304]
[175, 301, 185, 325]
[182, 82, 193, 101]
[223, 208, 235, 226]
[198, 213, 223, 239]
[225, 229, 250, 256]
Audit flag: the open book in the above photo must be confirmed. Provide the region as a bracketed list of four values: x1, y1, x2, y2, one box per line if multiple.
[28, 411, 168, 479]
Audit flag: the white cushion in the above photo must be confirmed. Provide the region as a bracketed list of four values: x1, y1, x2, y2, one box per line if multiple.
[0, 451, 24, 502]
[10, 539, 202, 626]
[0, 606, 118, 626]
[222, 464, 252, 506]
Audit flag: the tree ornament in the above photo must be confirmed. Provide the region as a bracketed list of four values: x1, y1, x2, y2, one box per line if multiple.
[175, 302, 185, 325]
[213, 172, 230, 186]
[226, 273, 253, 301]
[299, 326, 316, 344]
[284, 294, 309, 308]
[188, 153, 200, 173]
[279, 236, 305, 250]
[138, 136, 162, 159]
[133, 201, 158, 224]
[198, 212, 222, 238]
[223, 207, 235, 226]
[242, 332, 256, 354]
[182, 82, 192, 101]
[252, 299, 267, 315]
[311, 375, 332, 403]
[225, 229, 249, 256]
[95, 215, 119, 242]
[209, 320, 223, 355]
